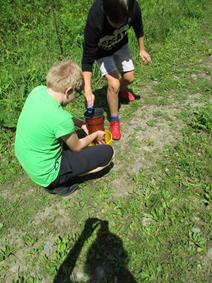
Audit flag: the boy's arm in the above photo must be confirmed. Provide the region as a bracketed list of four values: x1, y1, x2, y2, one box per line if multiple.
[131, 1, 144, 40]
[131, 1, 151, 64]
[83, 71, 95, 108]
[138, 36, 152, 64]
[63, 130, 105, 152]
[82, 29, 97, 107]
[82, 4, 102, 107]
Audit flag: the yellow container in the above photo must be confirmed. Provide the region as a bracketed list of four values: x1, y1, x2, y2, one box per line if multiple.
[105, 129, 112, 145]
[89, 130, 112, 146]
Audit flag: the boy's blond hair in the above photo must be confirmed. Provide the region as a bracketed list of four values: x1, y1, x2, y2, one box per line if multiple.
[46, 60, 83, 93]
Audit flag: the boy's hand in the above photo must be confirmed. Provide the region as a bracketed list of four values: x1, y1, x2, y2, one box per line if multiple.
[140, 49, 152, 64]
[85, 92, 95, 108]
[96, 130, 105, 144]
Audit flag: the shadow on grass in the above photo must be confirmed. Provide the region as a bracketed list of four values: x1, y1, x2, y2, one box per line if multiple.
[94, 86, 141, 121]
[54, 218, 137, 283]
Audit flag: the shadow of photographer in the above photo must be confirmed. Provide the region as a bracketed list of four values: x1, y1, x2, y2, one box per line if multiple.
[54, 218, 137, 283]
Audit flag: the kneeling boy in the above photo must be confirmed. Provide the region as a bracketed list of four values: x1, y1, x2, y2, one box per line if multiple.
[15, 60, 113, 196]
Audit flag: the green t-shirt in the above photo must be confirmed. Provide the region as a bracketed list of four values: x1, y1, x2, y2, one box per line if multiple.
[15, 85, 75, 187]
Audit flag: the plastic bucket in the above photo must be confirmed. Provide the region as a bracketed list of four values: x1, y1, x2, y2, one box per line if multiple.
[84, 108, 105, 134]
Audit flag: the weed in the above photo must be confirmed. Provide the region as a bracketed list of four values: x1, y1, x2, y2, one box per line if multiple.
[191, 106, 212, 132]
[0, 244, 15, 261]
[0, 0, 211, 282]
[12, 276, 42, 283]
[54, 235, 70, 262]
[146, 119, 157, 127]
[202, 185, 212, 206]
[189, 230, 207, 253]
[22, 235, 37, 247]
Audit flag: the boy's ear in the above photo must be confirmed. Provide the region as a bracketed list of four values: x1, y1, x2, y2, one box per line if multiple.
[65, 87, 73, 96]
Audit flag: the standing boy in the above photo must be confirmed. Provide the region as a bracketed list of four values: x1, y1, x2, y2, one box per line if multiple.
[82, 0, 151, 140]
[15, 60, 113, 196]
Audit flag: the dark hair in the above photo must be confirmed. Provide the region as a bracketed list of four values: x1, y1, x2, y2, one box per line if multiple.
[103, 0, 135, 24]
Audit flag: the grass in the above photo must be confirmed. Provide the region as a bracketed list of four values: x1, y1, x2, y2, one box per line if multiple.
[0, 0, 212, 282]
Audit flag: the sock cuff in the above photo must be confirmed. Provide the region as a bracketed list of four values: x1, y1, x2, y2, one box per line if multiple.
[110, 116, 120, 122]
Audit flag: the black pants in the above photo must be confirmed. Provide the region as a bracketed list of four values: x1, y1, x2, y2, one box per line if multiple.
[46, 144, 113, 190]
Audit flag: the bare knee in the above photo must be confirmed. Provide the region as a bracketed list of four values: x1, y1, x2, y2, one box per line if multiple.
[123, 71, 135, 85]
[107, 78, 120, 95]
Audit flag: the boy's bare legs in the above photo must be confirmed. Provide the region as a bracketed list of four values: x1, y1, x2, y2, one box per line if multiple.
[105, 72, 122, 140]
[101, 71, 135, 141]
[105, 71, 134, 112]
[105, 72, 120, 117]
[120, 70, 134, 91]
[119, 70, 135, 102]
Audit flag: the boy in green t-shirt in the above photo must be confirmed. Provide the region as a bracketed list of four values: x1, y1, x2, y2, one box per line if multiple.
[15, 60, 113, 196]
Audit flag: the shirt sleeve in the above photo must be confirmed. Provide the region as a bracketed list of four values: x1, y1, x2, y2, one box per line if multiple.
[131, 1, 144, 38]
[54, 114, 75, 139]
[82, 20, 100, 72]
[81, 1, 103, 72]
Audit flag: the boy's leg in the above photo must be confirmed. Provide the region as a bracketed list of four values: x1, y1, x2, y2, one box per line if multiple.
[70, 145, 113, 175]
[79, 149, 115, 175]
[119, 71, 135, 102]
[46, 145, 114, 195]
[105, 72, 120, 117]
[105, 72, 122, 140]
[96, 57, 122, 140]
[120, 71, 135, 91]
[114, 44, 135, 102]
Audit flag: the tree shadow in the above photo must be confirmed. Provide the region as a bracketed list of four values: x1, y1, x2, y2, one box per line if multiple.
[94, 86, 141, 122]
[54, 218, 137, 283]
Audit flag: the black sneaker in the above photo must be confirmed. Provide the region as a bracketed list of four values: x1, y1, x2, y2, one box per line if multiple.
[47, 184, 79, 197]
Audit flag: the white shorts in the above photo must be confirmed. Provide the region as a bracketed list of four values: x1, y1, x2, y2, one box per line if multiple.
[96, 44, 134, 77]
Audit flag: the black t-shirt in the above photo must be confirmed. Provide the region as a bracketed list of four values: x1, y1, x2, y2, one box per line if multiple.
[82, 0, 144, 72]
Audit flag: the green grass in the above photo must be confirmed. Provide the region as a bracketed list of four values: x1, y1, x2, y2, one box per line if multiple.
[0, 0, 211, 184]
[0, 0, 212, 282]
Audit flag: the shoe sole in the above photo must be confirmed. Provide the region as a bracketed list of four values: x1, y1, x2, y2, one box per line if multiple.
[112, 136, 121, 140]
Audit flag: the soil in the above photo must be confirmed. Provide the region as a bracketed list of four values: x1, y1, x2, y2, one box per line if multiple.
[0, 55, 211, 283]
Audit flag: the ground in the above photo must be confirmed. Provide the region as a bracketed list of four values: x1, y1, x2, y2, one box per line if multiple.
[0, 5, 211, 283]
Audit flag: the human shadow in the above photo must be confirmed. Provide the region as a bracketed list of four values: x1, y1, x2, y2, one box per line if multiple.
[94, 86, 141, 122]
[85, 219, 137, 283]
[54, 218, 137, 283]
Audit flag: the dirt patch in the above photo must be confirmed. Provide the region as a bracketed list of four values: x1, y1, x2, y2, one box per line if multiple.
[109, 55, 212, 195]
[108, 91, 204, 196]
[0, 55, 211, 283]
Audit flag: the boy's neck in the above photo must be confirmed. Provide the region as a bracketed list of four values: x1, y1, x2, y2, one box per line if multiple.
[47, 87, 63, 105]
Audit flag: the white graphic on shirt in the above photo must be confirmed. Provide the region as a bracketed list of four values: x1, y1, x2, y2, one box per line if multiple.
[98, 24, 129, 50]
